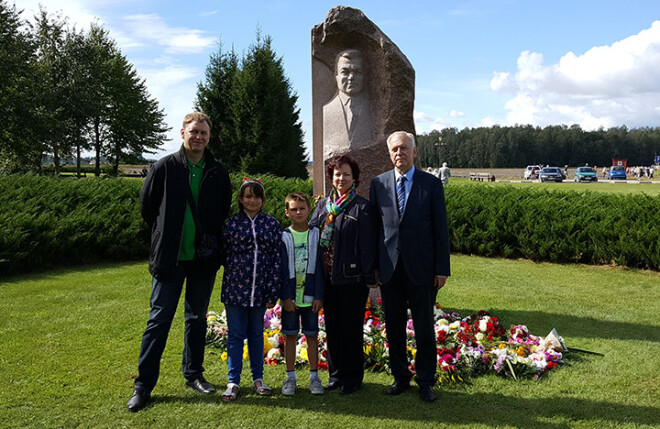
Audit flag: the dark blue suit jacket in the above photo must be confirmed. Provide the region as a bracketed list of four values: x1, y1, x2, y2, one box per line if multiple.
[369, 168, 450, 287]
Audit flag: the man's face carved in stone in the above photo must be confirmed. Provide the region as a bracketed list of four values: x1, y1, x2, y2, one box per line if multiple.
[335, 56, 364, 97]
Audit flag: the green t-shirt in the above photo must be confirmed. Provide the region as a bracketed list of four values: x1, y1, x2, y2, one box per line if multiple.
[178, 155, 205, 261]
[289, 227, 311, 308]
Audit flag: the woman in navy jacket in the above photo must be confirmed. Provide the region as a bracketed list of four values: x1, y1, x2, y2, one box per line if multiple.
[309, 155, 377, 395]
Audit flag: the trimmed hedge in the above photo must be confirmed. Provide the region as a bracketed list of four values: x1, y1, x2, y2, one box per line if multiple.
[0, 174, 314, 276]
[445, 184, 660, 270]
[1, 175, 658, 276]
[0, 175, 148, 275]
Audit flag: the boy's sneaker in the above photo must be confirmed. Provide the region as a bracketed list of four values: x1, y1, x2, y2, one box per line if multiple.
[309, 375, 325, 395]
[282, 377, 297, 396]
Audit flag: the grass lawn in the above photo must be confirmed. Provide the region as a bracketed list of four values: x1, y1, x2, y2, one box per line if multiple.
[1, 256, 658, 429]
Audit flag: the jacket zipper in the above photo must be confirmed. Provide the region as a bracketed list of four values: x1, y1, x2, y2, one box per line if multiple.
[249, 214, 258, 307]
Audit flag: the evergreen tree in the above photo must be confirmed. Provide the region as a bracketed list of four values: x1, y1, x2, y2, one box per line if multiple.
[196, 32, 308, 178]
[0, 1, 40, 174]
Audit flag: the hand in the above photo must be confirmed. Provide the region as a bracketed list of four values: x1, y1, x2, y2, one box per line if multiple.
[282, 298, 297, 312]
[367, 283, 379, 289]
[312, 299, 323, 313]
[266, 302, 275, 309]
[435, 275, 448, 291]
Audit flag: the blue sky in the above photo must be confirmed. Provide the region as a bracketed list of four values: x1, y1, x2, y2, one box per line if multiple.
[17, 0, 660, 158]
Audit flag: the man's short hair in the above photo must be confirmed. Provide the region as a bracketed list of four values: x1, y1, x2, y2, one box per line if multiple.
[334, 49, 363, 74]
[183, 112, 212, 130]
[387, 131, 417, 150]
[285, 192, 311, 210]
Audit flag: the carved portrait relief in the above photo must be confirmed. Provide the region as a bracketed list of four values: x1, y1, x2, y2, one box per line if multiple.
[323, 49, 375, 159]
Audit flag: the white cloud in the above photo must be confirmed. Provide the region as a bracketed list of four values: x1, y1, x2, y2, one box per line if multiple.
[491, 21, 660, 129]
[17, 0, 100, 30]
[122, 14, 216, 54]
[414, 111, 436, 122]
[449, 110, 465, 118]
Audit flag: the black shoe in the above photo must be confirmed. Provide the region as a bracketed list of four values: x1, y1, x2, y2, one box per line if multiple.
[186, 376, 216, 395]
[127, 389, 150, 412]
[340, 384, 360, 395]
[385, 381, 410, 396]
[419, 385, 437, 403]
[326, 379, 341, 391]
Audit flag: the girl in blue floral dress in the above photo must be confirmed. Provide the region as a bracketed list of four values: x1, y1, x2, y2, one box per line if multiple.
[220, 178, 282, 401]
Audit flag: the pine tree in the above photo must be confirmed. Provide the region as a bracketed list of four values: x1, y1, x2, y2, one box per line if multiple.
[196, 32, 308, 178]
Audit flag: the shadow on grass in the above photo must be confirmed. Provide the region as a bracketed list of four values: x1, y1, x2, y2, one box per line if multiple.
[149, 385, 659, 428]
[449, 308, 660, 343]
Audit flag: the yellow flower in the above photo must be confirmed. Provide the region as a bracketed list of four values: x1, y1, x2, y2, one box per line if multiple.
[243, 344, 250, 360]
[221, 352, 228, 362]
[299, 347, 309, 362]
[499, 343, 507, 349]
[516, 346, 527, 357]
[263, 333, 273, 355]
[411, 348, 417, 359]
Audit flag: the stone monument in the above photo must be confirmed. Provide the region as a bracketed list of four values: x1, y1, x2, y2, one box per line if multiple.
[312, 6, 416, 196]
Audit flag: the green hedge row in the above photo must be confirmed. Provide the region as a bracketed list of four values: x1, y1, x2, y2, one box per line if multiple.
[0, 175, 148, 275]
[0, 174, 313, 276]
[444, 184, 660, 270]
[1, 175, 658, 276]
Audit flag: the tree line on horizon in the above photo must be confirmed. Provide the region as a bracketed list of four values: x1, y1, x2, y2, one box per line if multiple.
[0, 1, 169, 177]
[417, 125, 660, 169]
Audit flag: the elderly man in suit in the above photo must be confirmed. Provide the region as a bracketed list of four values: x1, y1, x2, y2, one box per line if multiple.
[369, 131, 451, 403]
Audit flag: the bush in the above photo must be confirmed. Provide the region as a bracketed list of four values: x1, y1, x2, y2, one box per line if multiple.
[3, 174, 657, 276]
[0, 173, 315, 276]
[445, 184, 660, 270]
[0, 175, 148, 275]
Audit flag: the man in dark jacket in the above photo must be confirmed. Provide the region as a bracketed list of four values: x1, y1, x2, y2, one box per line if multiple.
[127, 112, 232, 412]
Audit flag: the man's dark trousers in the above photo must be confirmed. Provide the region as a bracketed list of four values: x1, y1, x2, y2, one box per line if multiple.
[134, 261, 216, 393]
[381, 256, 437, 387]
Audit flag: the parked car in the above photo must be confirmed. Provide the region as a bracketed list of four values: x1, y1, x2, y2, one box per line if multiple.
[607, 166, 627, 180]
[539, 167, 564, 182]
[574, 166, 598, 182]
[524, 165, 542, 180]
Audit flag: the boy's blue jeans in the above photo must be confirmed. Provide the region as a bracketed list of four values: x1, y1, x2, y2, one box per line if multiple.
[134, 261, 216, 394]
[225, 304, 266, 385]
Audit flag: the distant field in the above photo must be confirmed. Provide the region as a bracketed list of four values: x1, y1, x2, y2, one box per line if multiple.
[442, 168, 660, 196]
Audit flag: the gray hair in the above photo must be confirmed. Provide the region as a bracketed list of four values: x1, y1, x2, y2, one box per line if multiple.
[386, 131, 416, 150]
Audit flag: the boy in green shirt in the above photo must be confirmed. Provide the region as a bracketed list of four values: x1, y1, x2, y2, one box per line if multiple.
[280, 193, 325, 396]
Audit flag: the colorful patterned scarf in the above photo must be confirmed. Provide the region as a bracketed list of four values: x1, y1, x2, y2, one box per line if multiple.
[320, 185, 357, 249]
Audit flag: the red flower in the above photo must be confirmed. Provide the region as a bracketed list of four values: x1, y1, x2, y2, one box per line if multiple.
[547, 361, 557, 370]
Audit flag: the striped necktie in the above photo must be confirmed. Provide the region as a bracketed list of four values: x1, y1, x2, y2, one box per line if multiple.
[397, 175, 407, 217]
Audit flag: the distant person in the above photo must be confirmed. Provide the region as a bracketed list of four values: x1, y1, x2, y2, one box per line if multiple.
[369, 131, 450, 403]
[438, 162, 451, 185]
[602, 167, 608, 179]
[280, 192, 325, 397]
[128, 112, 232, 412]
[220, 178, 282, 402]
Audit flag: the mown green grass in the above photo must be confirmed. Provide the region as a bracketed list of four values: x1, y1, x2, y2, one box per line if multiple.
[1, 255, 658, 428]
[450, 176, 660, 196]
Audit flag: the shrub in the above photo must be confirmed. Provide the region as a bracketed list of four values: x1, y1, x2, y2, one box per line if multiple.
[0, 173, 314, 276]
[2, 174, 657, 276]
[0, 174, 148, 275]
[445, 184, 660, 270]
